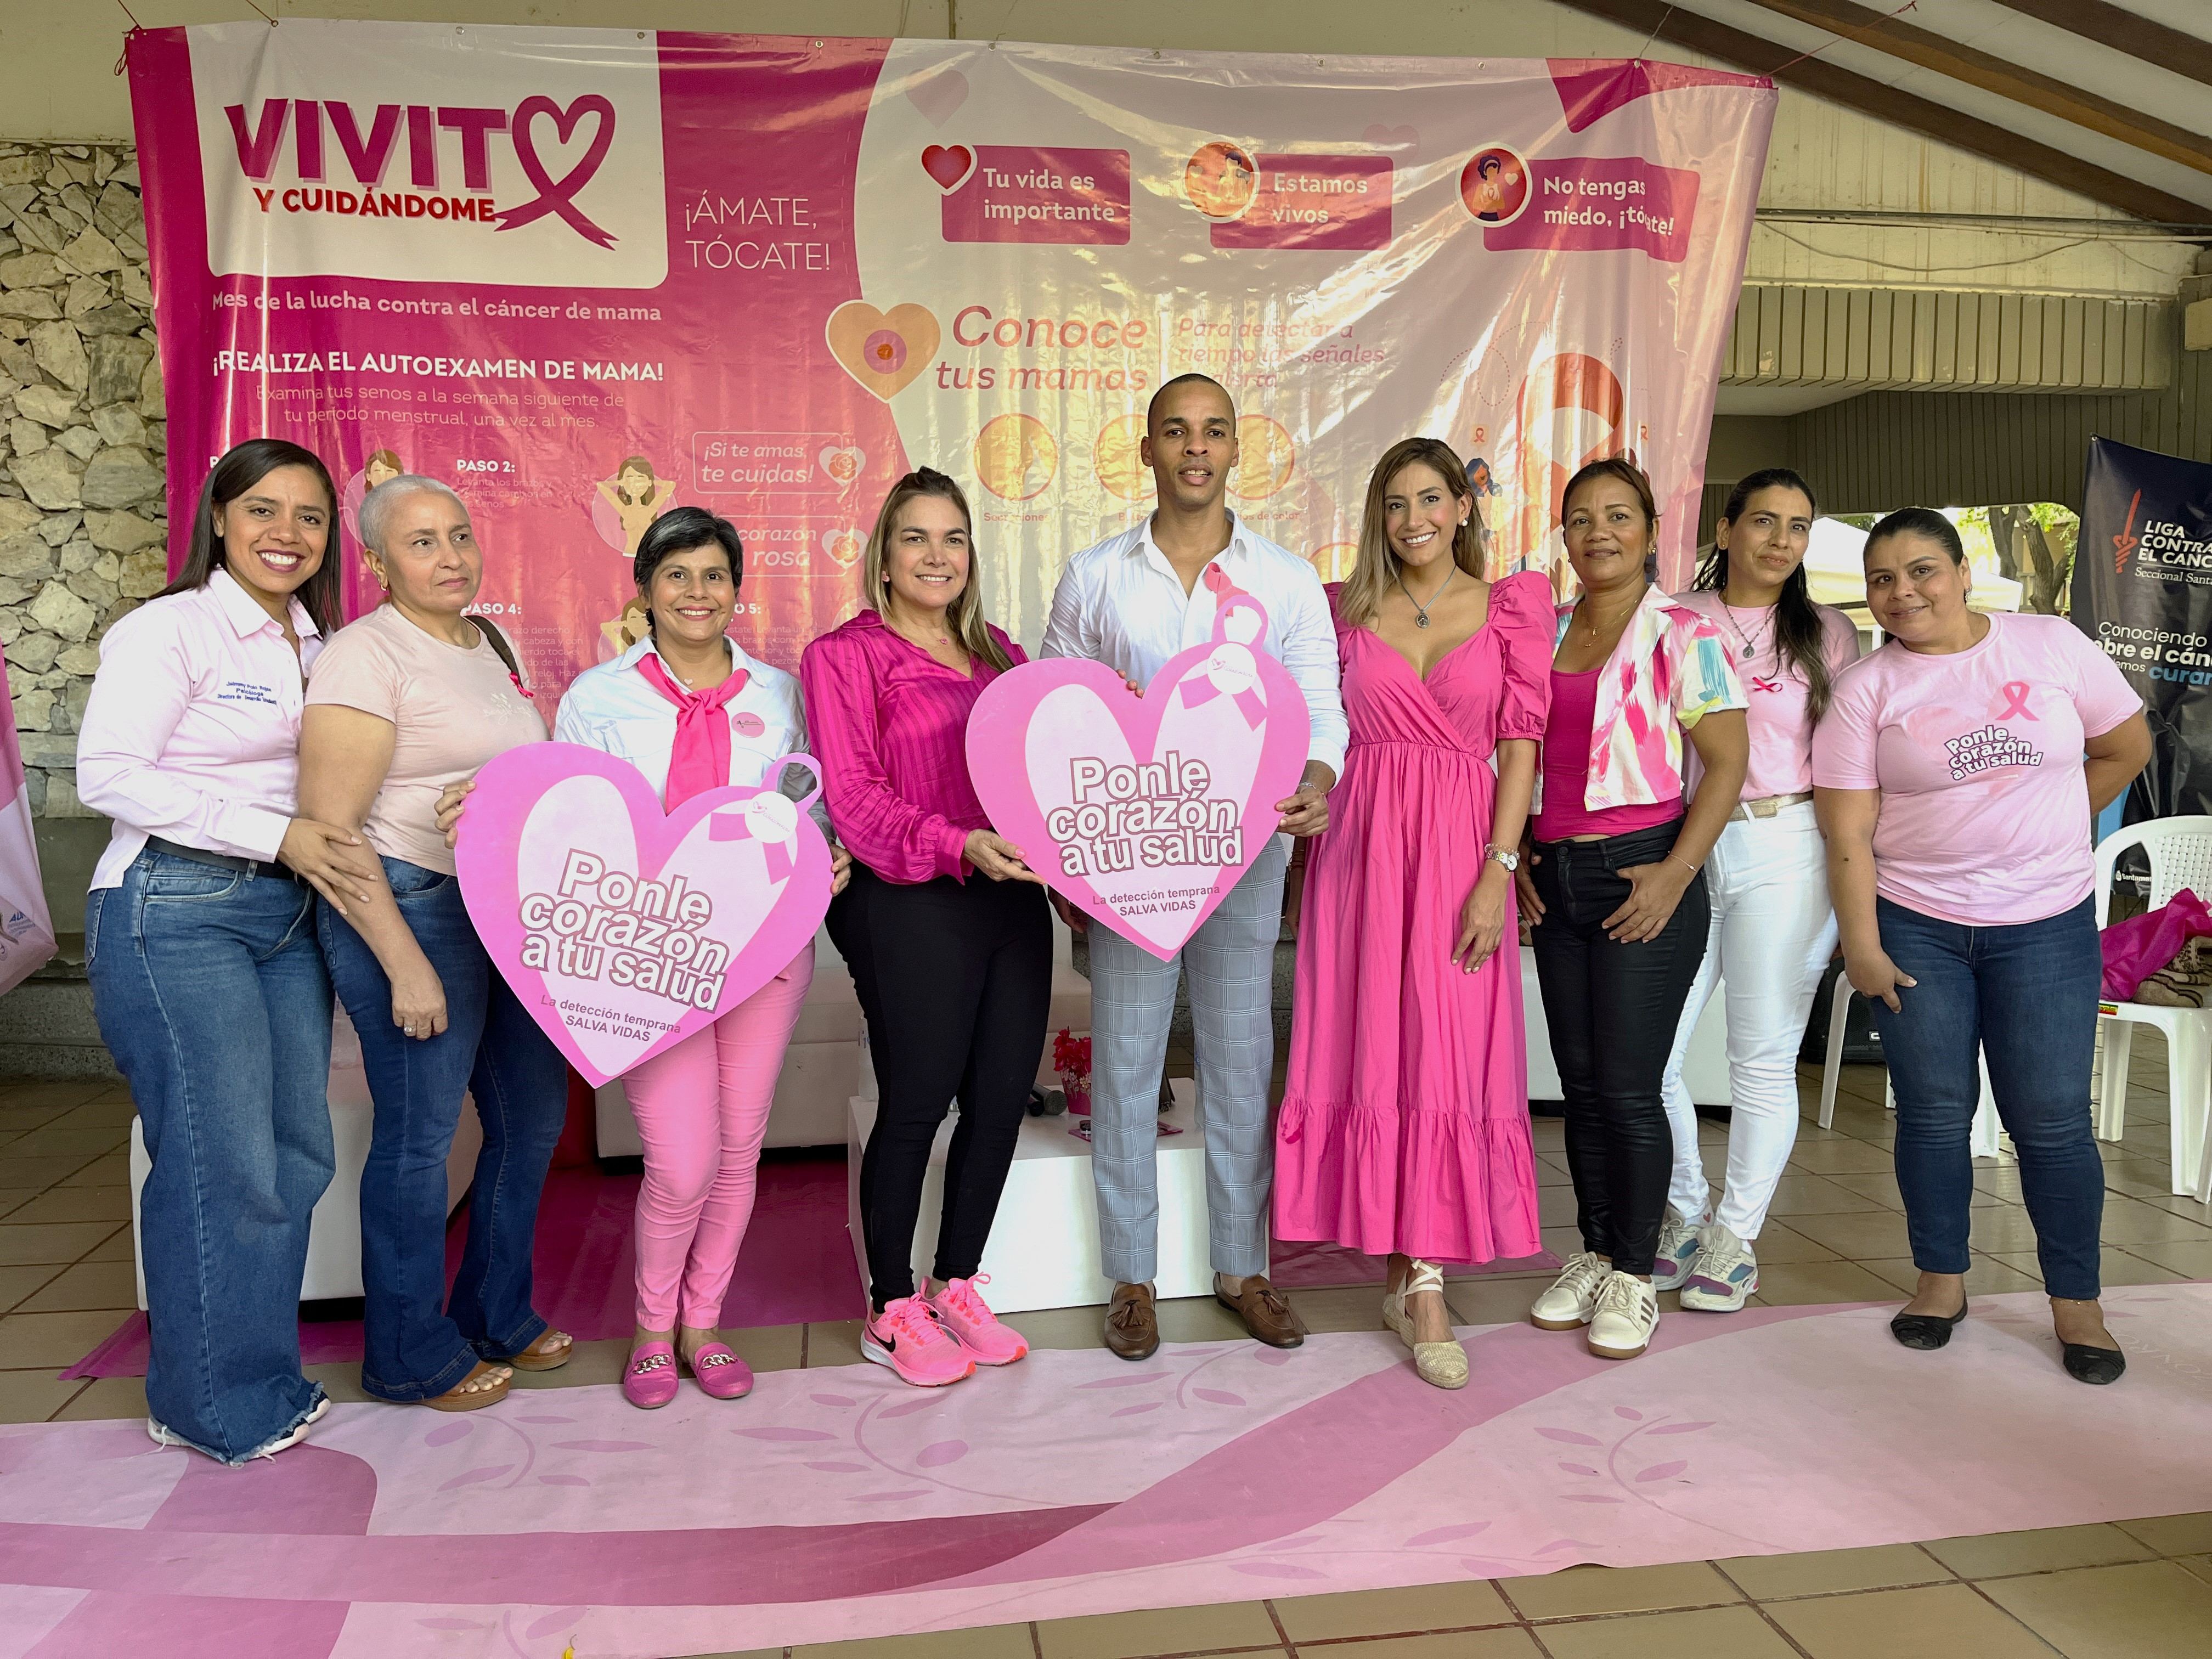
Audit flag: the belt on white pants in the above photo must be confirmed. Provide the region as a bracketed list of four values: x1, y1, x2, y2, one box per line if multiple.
[1728, 791, 1813, 822]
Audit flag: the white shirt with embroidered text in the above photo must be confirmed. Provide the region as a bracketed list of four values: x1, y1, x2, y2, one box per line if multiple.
[77, 568, 324, 890]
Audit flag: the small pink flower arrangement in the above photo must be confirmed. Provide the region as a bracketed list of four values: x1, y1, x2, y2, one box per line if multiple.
[1053, 1028, 1092, 1116]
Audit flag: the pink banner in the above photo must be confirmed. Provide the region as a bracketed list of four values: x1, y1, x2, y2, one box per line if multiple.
[127, 22, 1772, 707]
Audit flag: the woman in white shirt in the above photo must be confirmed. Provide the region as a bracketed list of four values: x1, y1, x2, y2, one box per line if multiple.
[77, 438, 378, 1464]
[454, 507, 848, 1408]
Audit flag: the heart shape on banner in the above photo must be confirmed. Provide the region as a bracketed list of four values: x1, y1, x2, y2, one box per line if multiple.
[819, 527, 862, 569]
[967, 597, 1310, 960]
[905, 66, 970, 126]
[455, 743, 834, 1086]
[919, 144, 975, 191]
[825, 301, 940, 402]
[817, 444, 865, 487]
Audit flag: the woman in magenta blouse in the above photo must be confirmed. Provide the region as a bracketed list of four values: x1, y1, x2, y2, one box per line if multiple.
[800, 468, 1047, 1390]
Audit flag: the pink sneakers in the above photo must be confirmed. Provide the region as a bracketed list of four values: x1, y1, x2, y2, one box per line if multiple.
[926, 1275, 1029, 1367]
[862, 1296, 976, 1388]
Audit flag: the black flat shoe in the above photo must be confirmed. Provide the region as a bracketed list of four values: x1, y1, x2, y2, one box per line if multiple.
[1889, 1300, 1968, 1350]
[2062, 1342, 2126, 1385]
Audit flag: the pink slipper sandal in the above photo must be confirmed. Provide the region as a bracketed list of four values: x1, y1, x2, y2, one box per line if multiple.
[623, 1341, 678, 1410]
[684, 1342, 753, 1401]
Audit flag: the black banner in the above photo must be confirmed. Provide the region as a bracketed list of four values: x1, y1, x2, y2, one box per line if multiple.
[2072, 436, 2212, 820]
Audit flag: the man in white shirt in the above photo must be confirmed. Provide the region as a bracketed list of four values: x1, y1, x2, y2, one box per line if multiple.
[1042, 374, 1347, 1358]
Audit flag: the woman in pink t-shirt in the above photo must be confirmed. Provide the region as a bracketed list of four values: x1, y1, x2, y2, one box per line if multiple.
[1654, 469, 1861, 1311]
[300, 477, 573, 1414]
[1813, 508, 2151, 1384]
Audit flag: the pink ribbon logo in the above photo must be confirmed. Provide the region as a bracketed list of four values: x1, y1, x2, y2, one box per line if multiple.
[710, 795, 801, 884]
[496, 95, 619, 248]
[1178, 646, 1269, 729]
[1995, 681, 2038, 721]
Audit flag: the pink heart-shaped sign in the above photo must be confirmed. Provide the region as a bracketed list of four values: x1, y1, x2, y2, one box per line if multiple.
[456, 743, 834, 1085]
[966, 598, 1309, 960]
[921, 144, 974, 193]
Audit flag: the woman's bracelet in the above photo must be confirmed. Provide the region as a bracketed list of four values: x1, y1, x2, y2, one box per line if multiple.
[1665, 851, 1701, 877]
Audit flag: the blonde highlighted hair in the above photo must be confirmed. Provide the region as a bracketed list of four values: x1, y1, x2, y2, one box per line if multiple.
[860, 468, 1012, 672]
[1336, 438, 1485, 630]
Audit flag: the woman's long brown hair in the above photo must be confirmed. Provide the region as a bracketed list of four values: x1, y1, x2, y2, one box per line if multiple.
[1336, 438, 1485, 629]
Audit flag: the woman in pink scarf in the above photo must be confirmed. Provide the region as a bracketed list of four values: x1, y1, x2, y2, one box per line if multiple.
[444, 507, 848, 1408]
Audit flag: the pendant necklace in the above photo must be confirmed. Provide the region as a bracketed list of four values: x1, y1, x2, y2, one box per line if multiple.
[1398, 565, 1454, 629]
[1719, 600, 1773, 665]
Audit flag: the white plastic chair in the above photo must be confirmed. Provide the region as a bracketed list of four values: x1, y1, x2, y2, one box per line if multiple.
[2094, 816, 2212, 1201]
[1819, 972, 2002, 1157]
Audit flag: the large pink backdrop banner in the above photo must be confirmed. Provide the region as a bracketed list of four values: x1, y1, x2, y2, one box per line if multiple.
[125, 21, 1773, 702]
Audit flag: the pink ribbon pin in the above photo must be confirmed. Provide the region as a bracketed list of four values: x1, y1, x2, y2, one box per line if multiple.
[496, 95, 620, 249]
[1995, 681, 2038, 720]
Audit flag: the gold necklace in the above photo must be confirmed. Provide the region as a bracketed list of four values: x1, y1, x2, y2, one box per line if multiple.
[1578, 591, 1640, 640]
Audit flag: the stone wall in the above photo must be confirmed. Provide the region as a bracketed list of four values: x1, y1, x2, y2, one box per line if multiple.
[0, 141, 166, 825]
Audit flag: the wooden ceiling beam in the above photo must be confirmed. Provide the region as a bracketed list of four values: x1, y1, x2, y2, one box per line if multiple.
[1738, 0, 2212, 177]
[1550, 0, 2211, 226]
[1982, 0, 2212, 92]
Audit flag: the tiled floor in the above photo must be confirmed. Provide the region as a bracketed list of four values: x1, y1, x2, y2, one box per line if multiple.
[2, 1045, 2208, 1657]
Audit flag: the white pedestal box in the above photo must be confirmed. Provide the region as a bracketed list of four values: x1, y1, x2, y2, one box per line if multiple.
[128, 1006, 486, 1310]
[598, 916, 1095, 1155]
[845, 1076, 1212, 1314]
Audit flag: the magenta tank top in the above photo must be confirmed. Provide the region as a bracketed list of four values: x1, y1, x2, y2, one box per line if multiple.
[1533, 667, 1683, 842]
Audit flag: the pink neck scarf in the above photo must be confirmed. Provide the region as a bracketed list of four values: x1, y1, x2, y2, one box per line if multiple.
[634, 650, 749, 809]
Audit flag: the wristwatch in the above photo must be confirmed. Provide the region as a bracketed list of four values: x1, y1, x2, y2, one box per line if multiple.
[1486, 845, 1520, 872]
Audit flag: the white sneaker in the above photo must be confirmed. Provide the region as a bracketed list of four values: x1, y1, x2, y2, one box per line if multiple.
[1588, 1272, 1660, 1360]
[1679, 1224, 1758, 1312]
[146, 1392, 330, 1461]
[1529, 1251, 1611, 1330]
[1649, 1207, 1705, 1291]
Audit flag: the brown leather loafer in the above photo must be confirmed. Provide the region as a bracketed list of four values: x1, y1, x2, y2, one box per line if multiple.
[1105, 1282, 1159, 1360]
[1217, 1275, 1305, 1348]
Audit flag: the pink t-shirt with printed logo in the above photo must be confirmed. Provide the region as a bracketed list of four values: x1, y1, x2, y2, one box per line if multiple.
[1812, 612, 2140, 927]
[1672, 590, 1861, 800]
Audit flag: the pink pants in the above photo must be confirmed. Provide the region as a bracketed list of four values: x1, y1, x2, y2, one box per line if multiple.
[622, 942, 814, 1330]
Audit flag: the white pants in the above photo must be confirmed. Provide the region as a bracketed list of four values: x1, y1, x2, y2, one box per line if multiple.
[1660, 801, 1837, 1240]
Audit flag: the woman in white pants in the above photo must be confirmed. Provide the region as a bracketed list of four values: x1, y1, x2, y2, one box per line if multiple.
[1654, 470, 1861, 1310]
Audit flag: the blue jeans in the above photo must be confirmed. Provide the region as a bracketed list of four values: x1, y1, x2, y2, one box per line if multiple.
[318, 857, 569, 1402]
[1871, 895, 2106, 1300]
[86, 849, 332, 1462]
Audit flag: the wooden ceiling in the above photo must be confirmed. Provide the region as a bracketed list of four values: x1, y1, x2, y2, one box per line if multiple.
[1554, 0, 2212, 227]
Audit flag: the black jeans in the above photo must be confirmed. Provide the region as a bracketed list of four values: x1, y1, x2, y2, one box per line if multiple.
[1530, 818, 1711, 1276]
[830, 864, 1051, 1309]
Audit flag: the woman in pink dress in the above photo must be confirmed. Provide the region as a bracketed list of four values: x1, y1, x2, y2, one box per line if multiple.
[1276, 438, 1550, 1389]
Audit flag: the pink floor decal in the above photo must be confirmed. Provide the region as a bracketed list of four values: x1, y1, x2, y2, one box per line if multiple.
[61, 1155, 866, 1380]
[61, 1153, 1512, 1378]
[9, 1284, 2210, 1658]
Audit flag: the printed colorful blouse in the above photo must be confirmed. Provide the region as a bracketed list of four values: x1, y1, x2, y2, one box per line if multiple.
[1538, 584, 1747, 813]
